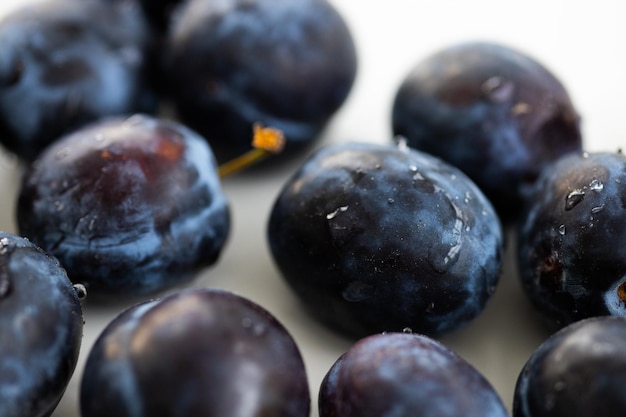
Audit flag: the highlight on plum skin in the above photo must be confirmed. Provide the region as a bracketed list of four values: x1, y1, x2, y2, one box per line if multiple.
[320, 332, 509, 417]
[80, 288, 311, 417]
[16, 114, 230, 300]
[0, 231, 84, 417]
[0, 0, 158, 162]
[268, 141, 503, 339]
[513, 316, 626, 417]
[517, 150, 626, 329]
[161, 0, 358, 162]
[392, 41, 583, 224]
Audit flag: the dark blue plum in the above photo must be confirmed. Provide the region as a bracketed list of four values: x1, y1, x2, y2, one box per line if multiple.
[267, 141, 503, 338]
[320, 332, 509, 417]
[392, 41, 582, 224]
[162, 0, 357, 162]
[80, 288, 310, 417]
[0, 232, 84, 417]
[513, 316, 626, 417]
[517, 151, 626, 329]
[0, 0, 157, 161]
[16, 115, 230, 300]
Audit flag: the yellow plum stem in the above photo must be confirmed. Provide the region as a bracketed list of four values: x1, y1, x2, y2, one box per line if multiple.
[218, 123, 285, 178]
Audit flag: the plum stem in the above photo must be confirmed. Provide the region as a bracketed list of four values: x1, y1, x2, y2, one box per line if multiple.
[218, 123, 285, 177]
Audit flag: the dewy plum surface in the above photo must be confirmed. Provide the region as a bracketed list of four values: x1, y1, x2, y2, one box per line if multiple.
[0, 1, 623, 417]
[392, 41, 582, 224]
[16, 114, 230, 300]
[517, 151, 626, 328]
[0, 232, 84, 417]
[268, 141, 503, 338]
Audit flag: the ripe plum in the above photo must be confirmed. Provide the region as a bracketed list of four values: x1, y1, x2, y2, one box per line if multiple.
[268, 141, 503, 338]
[17, 115, 230, 300]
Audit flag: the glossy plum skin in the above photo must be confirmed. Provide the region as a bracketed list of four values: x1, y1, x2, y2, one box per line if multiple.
[162, 0, 357, 161]
[0, 232, 83, 417]
[517, 151, 626, 329]
[0, 0, 157, 161]
[267, 142, 503, 338]
[320, 332, 508, 417]
[80, 288, 310, 417]
[513, 316, 626, 417]
[392, 41, 582, 224]
[16, 115, 230, 300]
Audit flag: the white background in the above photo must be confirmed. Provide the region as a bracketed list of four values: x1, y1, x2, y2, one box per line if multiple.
[0, 0, 625, 416]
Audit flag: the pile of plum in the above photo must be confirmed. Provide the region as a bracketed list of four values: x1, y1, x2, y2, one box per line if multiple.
[1, 0, 625, 416]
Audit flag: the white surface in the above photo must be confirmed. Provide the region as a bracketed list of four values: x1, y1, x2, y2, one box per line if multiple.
[0, 0, 625, 416]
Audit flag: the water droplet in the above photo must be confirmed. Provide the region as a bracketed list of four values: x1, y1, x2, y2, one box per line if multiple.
[387, 198, 395, 204]
[591, 205, 605, 214]
[565, 189, 585, 210]
[402, 327, 413, 333]
[395, 136, 409, 152]
[450, 174, 457, 181]
[73, 283, 87, 300]
[557, 224, 566, 235]
[464, 191, 472, 204]
[326, 205, 349, 220]
[431, 200, 464, 272]
[409, 165, 418, 172]
[589, 179, 604, 191]
[582, 152, 590, 159]
[0, 237, 11, 255]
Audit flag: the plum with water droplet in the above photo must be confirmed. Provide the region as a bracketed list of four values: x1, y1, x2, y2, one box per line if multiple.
[16, 114, 230, 300]
[513, 316, 626, 417]
[0, 231, 83, 417]
[392, 41, 583, 224]
[80, 288, 310, 417]
[267, 141, 503, 338]
[517, 151, 626, 328]
[161, 0, 357, 161]
[320, 332, 509, 417]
